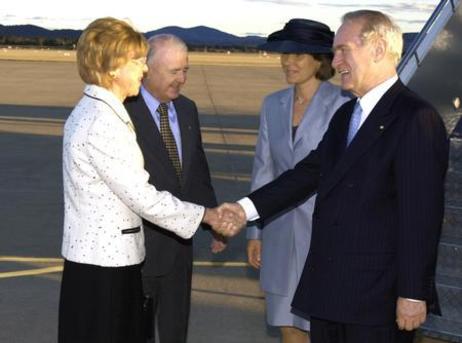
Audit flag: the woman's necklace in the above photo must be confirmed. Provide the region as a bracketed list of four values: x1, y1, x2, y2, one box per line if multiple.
[295, 95, 308, 105]
[295, 91, 314, 106]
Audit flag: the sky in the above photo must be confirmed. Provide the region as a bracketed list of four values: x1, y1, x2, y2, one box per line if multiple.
[1, 0, 441, 36]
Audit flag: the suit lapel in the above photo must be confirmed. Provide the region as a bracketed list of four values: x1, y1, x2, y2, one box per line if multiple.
[293, 82, 333, 155]
[318, 80, 404, 199]
[277, 89, 294, 154]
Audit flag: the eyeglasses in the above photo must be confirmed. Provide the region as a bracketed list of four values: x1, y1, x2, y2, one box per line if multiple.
[131, 57, 147, 67]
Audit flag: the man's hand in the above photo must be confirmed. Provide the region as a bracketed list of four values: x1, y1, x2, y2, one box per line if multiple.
[202, 204, 246, 237]
[216, 202, 247, 237]
[210, 232, 227, 254]
[202, 207, 231, 235]
[396, 297, 427, 331]
[247, 239, 262, 269]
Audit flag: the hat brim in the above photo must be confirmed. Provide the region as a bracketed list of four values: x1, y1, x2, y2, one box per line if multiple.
[258, 40, 332, 54]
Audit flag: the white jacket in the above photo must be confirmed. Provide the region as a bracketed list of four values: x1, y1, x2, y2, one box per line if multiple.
[62, 85, 204, 267]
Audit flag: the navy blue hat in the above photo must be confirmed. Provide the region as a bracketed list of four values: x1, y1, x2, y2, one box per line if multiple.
[259, 19, 334, 54]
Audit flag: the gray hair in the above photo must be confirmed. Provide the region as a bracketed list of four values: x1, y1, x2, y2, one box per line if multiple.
[342, 10, 403, 66]
[146, 34, 188, 64]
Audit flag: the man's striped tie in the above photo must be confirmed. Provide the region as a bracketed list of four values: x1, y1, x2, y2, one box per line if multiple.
[157, 103, 182, 182]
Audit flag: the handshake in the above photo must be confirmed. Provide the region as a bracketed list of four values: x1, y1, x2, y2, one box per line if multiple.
[202, 203, 247, 237]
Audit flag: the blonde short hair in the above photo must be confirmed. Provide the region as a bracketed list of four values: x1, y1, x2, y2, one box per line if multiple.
[76, 17, 148, 88]
[342, 10, 403, 66]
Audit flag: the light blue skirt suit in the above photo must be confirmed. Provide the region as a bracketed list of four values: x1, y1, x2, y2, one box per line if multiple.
[247, 81, 351, 329]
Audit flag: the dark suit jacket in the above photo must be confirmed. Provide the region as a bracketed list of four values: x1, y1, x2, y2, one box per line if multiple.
[248, 80, 449, 326]
[125, 94, 216, 276]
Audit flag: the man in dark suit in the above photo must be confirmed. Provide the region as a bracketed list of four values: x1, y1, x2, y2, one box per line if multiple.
[220, 10, 449, 343]
[125, 34, 225, 343]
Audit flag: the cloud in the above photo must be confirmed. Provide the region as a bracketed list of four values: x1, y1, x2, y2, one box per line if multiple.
[0, 14, 17, 21]
[397, 19, 426, 25]
[244, 32, 266, 36]
[317, 2, 436, 13]
[243, 0, 308, 6]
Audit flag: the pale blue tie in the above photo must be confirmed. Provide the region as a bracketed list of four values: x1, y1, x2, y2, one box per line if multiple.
[347, 101, 363, 146]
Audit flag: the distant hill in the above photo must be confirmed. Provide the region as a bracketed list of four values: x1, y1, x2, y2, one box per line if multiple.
[0, 24, 81, 39]
[0, 23, 418, 50]
[0, 24, 265, 48]
[145, 26, 265, 47]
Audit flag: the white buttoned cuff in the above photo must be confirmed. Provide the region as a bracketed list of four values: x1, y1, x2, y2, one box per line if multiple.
[238, 197, 260, 222]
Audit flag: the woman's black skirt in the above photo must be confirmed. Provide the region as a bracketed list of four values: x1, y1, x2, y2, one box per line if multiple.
[58, 259, 144, 343]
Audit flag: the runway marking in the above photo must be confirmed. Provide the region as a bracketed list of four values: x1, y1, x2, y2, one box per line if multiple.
[0, 256, 63, 262]
[207, 148, 254, 157]
[0, 266, 63, 279]
[0, 115, 257, 157]
[192, 287, 264, 300]
[0, 115, 65, 123]
[0, 116, 63, 136]
[0, 256, 249, 279]
[211, 172, 251, 181]
[0, 115, 257, 144]
[0, 115, 258, 134]
[203, 126, 257, 134]
[193, 261, 249, 267]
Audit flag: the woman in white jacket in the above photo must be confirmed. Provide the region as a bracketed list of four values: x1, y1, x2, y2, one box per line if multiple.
[58, 17, 221, 343]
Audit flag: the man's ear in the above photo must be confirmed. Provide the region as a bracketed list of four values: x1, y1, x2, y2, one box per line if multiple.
[373, 38, 387, 63]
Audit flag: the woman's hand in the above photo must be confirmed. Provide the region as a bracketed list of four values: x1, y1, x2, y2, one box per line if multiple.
[247, 239, 262, 269]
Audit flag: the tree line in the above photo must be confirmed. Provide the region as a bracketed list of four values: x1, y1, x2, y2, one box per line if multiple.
[0, 36, 260, 52]
[0, 35, 77, 48]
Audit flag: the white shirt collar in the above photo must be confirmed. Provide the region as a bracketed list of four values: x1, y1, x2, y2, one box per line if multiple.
[357, 75, 398, 125]
[140, 85, 173, 116]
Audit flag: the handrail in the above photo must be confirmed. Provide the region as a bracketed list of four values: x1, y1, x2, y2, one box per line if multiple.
[398, 0, 460, 84]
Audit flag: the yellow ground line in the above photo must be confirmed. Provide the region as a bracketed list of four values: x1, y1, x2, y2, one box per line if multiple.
[0, 266, 63, 279]
[211, 172, 252, 181]
[0, 116, 257, 135]
[0, 256, 63, 263]
[193, 261, 248, 267]
[0, 115, 65, 123]
[206, 148, 254, 157]
[0, 256, 248, 268]
[203, 127, 258, 134]
[0, 256, 248, 279]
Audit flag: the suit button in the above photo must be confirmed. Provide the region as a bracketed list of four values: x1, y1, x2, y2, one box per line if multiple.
[346, 183, 355, 188]
[327, 257, 333, 262]
[308, 265, 315, 272]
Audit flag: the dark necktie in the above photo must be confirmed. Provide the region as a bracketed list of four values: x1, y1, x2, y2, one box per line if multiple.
[157, 103, 182, 182]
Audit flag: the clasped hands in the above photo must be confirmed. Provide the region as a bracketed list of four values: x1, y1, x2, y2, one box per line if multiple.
[203, 203, 247, 237]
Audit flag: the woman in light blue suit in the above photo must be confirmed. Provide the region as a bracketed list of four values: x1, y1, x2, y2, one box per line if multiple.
[247, 19, 351, 343]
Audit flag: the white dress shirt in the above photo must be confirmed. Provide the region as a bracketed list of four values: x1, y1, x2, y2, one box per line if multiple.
[140, 85, 183, 163]
[62, 85, 204, 267]
[356, 75, 398, 128]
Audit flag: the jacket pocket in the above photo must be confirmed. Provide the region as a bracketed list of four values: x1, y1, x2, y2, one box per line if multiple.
[121, 227, 141, 235]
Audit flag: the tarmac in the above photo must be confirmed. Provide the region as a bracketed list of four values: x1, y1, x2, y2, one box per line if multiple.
[0, 57, 447, 342]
